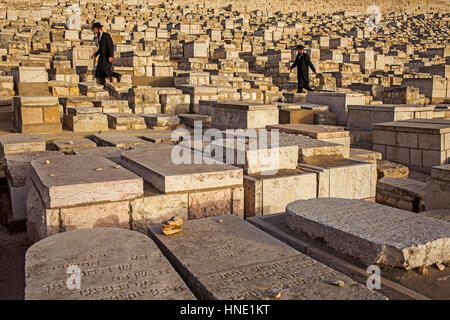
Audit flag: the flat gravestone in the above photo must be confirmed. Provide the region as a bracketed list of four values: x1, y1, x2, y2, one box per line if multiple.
[91, 132, 150, 149]
[0, 133, 45, 156]
[286, 198, 450, 269]
[121, 145, 243, 193]
[30, 155, 143, 208]
[148, 215, 386, 300]
[25, 228, 195, 300]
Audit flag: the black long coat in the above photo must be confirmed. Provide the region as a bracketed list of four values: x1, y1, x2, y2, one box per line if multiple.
[94, 32, 114, 78]
[290, 52, 316, 88]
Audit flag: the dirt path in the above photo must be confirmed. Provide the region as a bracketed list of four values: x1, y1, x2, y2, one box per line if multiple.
[0, 226, 29, 300]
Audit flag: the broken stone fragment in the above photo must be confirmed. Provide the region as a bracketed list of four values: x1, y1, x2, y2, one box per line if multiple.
[45, 160, 50, 165]
[333, 280, 346, 287]
[435, 262, 445, 271]
[95, 168, 102, 171]
[417, 266, 428, 275]
[273, 293, 282, 299]
[162, 216, 183, 235]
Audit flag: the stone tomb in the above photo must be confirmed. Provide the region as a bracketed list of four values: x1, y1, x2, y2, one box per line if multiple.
[91, 132, 151, 149]
[121, 145, 244, 220]
[147, 215, 386, 300]
[426, 164, 450, 211]
[25, 228, 195, 300]
[267, 124, 350, 158]
[306, 91, 366, 125]
[286, 198, 450, 269]
[299, 157, 376, 200]
[26, 155, 144, 243]
[63, 107, 109, 133]
[0, 133, 45, 157]
[372, 120, 450, 173]
[347, 105, 435, 131]
[210, 101, 279, 129]
[5, 151, 62, 222]
[13, 96, 62, 134]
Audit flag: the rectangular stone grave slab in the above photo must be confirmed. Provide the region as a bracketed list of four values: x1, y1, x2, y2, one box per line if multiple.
[90, 132, 150, 149]
[73, 147, 123, 163]
[29, 155, 143, 208]
[25, 228, 195, 300]
[48, 138, 96, 153]
[0, 134, 45, 156]
[267, 124, 350, 157]
[244, 169, 317, 217]
[426, 164, 450, 211]
[121, 145, 242, 193]
[299, 157, 376, 199]
[148, 215, 386, 300]
[210, 101, 279, 129]
[286, 198, 450, 269]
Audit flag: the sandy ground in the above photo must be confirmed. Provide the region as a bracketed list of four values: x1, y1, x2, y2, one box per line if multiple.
[0, 226, 29, 300]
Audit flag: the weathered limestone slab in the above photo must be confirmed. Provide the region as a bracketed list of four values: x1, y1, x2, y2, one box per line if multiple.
[25, 228, 195, 300]
[121, 145, 243, 193]
[372, 121, 450, 173]
[244, 170, 317, 217]
[210, 138, 299, 175]
[278, 107, 314, 125]
[286, 198, 450, 269]
[140, 113, 180, 129]
[299, 158, 376, 199]
[48, 138, 96, 153]
[376, 177, 426, 212]
[73, 147, 123, 163]
[210, 101, 279, 129]
[63, 107, 109, 133]
[267, 124, 350, 158]
[29, 155, 143, 208]
[306, 91, 365, 125]
[347, 105, 435, 131]
[376, 160, 410, 179]
[148, 215, 386, 300]
[426, 164, 450, 211]
[0, 134, 45, 156]
[91, 132, 150, 149]
[13, 96, 62, 134]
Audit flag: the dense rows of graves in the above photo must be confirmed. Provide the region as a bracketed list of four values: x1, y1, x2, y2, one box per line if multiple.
[0, 0, 449, 300]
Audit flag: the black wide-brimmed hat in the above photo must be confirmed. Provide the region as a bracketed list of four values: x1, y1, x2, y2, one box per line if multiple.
[297, 45, 305, 49]
[91, 22, 103, 29]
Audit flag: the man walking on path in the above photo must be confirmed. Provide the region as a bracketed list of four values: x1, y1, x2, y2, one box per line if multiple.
[90, 22, 121, 87]
[288, 45, 318, 93]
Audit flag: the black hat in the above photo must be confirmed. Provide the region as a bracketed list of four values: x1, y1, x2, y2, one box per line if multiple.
[297, 45, 304, 49]
[92, 22, 103, 29]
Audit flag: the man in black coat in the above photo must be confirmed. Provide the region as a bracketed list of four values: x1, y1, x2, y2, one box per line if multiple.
[288, 45, 317, 93]
[90, 22, 121, 87]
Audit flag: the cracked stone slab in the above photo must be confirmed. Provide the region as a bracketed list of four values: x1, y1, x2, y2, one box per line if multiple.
[30, 155, 143, 208]
[25, 228, 195, 300]
[286, 198, 450, 269]
[148, 215, 386, 300]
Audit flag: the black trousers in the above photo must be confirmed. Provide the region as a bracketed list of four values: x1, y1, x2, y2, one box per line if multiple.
[98, 71, 121, 86]
[297, 81, 313, 93]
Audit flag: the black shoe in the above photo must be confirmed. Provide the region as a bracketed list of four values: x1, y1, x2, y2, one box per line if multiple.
[117, 74, 122, 82]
